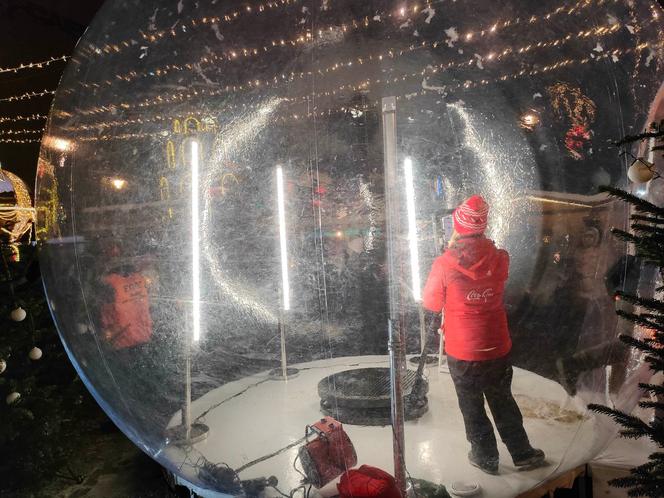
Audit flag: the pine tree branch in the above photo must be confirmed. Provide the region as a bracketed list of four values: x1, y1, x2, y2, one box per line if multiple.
[632, 224, 664, 237]
[619, 334, 664, 357]
[614, 130, 664, 147]
[638, 400, 664, 411]
[632, 215, 664, 225]
[600, 186, 664, 216]
[617, 313, 664, 336]
[645, 356, 664, 373]
[616, 292, 664, 314]
[588, 404, 652, 436]
[639, 383, 664, 397]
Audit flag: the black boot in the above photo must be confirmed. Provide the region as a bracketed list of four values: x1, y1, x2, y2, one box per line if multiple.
[512, 448, 546, 470]
[468, 451, 499, 475]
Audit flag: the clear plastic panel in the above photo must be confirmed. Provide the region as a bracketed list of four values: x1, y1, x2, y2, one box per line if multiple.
[36, 0, 663, 496]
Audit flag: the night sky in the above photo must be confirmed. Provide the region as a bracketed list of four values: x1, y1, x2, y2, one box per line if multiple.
[0, 0, 104, 185]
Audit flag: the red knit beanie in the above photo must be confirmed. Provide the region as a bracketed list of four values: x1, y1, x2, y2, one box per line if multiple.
[453, 195, 489, 235]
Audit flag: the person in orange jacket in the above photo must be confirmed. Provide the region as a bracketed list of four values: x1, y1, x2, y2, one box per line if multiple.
[423, 195, 545, 475]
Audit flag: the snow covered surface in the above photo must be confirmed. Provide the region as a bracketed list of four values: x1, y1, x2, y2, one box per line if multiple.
[166, 355, 606, 498]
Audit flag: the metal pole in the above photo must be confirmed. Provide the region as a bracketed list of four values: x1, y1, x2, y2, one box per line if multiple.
[279, 309, 288, 379]
[418, 307, 426, 354]
[183, 339, 192, 441]
[382, 96, 407, 497]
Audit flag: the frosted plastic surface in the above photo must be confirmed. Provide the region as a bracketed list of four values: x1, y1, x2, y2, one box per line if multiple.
[36, 0, 664, 496]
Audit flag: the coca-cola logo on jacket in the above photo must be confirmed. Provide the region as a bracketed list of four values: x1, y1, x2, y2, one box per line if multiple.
[466, 288, 495, 303]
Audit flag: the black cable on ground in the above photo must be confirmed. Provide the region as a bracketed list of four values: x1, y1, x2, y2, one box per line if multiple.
[235, 436, 307, 474]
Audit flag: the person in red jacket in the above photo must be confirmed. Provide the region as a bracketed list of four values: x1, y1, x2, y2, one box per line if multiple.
[423, 195, 545, 475]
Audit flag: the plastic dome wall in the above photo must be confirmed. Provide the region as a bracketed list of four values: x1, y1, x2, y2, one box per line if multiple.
[36, 0, 663, 496]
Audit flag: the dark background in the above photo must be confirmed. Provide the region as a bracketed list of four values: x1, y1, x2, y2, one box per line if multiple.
[0, 0, 104, 182]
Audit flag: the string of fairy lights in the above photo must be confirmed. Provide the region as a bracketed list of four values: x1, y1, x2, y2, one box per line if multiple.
[0, 90, 56, 104]
[0, 55, 69, 75]
[76, 0, 304, 61]
[0, 129, 43, 136]
[274, 43, 653, 124]
[37, 39, 642, 144]
[75, 0, 619, 68]
[0, 0, 660, 145]
[59, 41, 655, 141]
[0, 137, 42, 144]
[66, 21, 637, 129]
[70, 0, 621, 97]
[0, 114, 48, 125]
[74, 17, 625, 101]
[0, 57, 61, 143]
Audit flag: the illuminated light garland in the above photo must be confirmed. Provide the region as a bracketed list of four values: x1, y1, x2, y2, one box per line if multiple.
[0, 128, 44, 136]
[625, 1, 662, 92]
[64, 41, 645, 134]
[0, 55, 69, 75]
[268, 43, 651, 124]
[72, 0, 616, 93]
[78, 0, 304, 60]
[457, 0, 620, 42]
[71, 21, 626, 120]
[77, 19, 622, 97]
[0, 90, 56, 104]
[78, 130, 171, 141]
[0, 169, 35, 243]
[66, 114, 172, 132]
[276, 41, 650, 104]
[65, 43, 651, 140]
[0, 137, 41, 144]
[76, 18, 374, 93]
[0, 114, 48, 125]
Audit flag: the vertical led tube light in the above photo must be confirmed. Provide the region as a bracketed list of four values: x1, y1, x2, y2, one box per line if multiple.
[191, 141, 201, 342]
[404, 157, 421, 302]
[276, 166, 290, 310]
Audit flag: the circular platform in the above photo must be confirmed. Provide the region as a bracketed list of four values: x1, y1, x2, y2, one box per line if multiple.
[318, 367, 428, 425]
[163, 355, 606, 498]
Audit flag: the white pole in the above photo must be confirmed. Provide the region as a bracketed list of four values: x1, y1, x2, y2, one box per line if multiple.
[276, 166, 290, 311]
[191, 141, 201, 343]
[404, 158, 426, 353]
[276, 166, 289, 378]
[404, 158, 421, 302]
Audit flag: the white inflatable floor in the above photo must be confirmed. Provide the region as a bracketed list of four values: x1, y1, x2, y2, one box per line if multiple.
[164, 356, 606, 498]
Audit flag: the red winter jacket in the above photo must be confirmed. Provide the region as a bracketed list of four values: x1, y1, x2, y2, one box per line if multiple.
[100, 271, 153, 350]
[423, 236, 511, 361]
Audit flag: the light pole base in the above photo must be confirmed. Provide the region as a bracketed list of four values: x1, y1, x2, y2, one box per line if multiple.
[268, 367, 300, 380]
[165, 422, 210, 446]
[409, 355, 438, 365]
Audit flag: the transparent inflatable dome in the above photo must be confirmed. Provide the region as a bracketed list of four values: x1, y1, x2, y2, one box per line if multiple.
[37, 0, 664, 496]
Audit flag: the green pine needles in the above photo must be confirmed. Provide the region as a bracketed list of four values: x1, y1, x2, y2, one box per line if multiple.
[588, 123, 664, 497]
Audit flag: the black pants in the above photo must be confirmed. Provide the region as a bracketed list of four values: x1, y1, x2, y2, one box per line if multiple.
[448, 354, 532, 460]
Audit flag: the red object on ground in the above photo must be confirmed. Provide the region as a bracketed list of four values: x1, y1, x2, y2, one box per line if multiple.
[298, 417, 357, 488]
[338, 465, 402, 498]
[423, 236, 511, 361]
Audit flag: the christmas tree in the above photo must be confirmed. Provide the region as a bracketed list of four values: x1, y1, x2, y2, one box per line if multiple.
[0, 242, 99, 492]
[588, 120, 664, 497]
